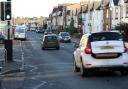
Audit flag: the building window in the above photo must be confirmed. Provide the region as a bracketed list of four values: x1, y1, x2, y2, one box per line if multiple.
[115, 7, 118, 19]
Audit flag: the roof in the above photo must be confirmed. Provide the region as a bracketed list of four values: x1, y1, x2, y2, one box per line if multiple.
[83, 5, 88, 13]
[102, 0, 109, 7]
[52, 7, 58, 13]
[88, 1, 94, 11]
[94, 1, 102, 10]
[66, 3, 80, 15]
[125, 0, 128, 3]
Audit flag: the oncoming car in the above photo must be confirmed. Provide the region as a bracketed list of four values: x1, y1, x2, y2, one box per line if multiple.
[73, 32, 128, 77]
[58, 32, 71, 42]
[41, 34, 60, 50]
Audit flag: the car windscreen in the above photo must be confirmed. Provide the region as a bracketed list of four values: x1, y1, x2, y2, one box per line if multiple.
[46, 36, 57, 42]
[90, 32, 122, 42]
[16, 28, 25, 33]
[61, 32, 70, 36]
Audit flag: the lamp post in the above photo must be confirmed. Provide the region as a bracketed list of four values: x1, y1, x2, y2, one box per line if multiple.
[55, 11, 58, 34]
[119, 0, 124, 33]
[79, 1, 85, 36]
[80, 3, 82, 36]
[110, 7, 112, 30]
[120, 5, 122, 33]
[64, 6, 67, 31]
[109, 0, 114, 30]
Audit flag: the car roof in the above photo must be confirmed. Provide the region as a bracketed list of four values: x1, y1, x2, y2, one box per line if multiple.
[82, 31, 121, 38]
[92, 31, 120, 34]
[83, 31, 120, 35]
[59, 32, 69, 33]
[44, 34, 57, 36]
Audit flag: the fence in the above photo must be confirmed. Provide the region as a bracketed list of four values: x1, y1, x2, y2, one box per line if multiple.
[0, 47, 7, 68]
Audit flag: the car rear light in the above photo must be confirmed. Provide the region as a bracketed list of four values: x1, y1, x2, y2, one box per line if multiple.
[84, 45, 92, 54]
[124, 47, 128, 53]
[123, 62, 128, 64]
[85, 64, 92, 66]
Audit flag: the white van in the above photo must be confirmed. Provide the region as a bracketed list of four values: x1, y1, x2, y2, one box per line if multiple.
[14, 26, 26, 40]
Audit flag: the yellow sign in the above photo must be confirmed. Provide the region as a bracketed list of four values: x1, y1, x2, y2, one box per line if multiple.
[100, 46, 114, 49]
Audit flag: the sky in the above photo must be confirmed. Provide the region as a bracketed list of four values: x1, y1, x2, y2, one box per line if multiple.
[10, 0, 82, 17]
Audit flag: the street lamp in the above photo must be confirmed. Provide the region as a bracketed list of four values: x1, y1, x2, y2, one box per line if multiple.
[79, 1, 85, 36]
[110, 7, 112, 30]
[109, 0, 114, 30]
[62, 6, 67, 31]
[119, 0, 124, 33]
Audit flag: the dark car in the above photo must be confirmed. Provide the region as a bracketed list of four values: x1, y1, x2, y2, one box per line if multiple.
[36, 27, 44, 33]
[41, 34, 60, 50]
[58, 32, 71, 42]
[0, 34, 5, 44]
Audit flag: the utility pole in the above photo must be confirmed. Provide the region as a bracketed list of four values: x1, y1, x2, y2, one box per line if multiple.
[119, 0, 124, 33]
[56, 11, 58, 34]
[110, 7, 112, 30]
[64, 5, 67, 31]
[109, 0, 114, 30]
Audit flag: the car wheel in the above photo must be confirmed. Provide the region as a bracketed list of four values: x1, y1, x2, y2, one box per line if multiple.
[74, 59, 80, 72]
[56, 46, 60, 50]
[24, 38, 26, 41]
[42, 47, 45, 50]
[80, 60, 90, 77]
[41, 45, 45, 50]
[68, 40, 71, 43]
[120, 70, 128, 76]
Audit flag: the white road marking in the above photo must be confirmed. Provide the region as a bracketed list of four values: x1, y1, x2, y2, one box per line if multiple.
[25, 65, 38, 72]
[33, 81, 47, 89]
[30, 66, 38, 72]
[37, 63, 73, 66]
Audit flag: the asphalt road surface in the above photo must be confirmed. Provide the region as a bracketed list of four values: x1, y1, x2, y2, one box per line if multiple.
[1, 31, 128, 89]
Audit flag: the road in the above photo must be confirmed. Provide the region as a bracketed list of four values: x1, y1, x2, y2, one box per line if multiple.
[1, 31, 128, 89]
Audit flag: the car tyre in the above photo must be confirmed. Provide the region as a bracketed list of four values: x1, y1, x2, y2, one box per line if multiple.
[24, 38, 26, 41]
[68, 40, 71, 43]
[74, 60, 80, 72]
[41, 45, 45, 50]
[80, 60, 90, 77]
[56, 46, 60, 50]
[42, 47, 45, 50]
[120, 70, 128, 76]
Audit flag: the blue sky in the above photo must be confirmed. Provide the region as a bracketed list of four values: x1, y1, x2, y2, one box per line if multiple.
[11, 0, 81, 17]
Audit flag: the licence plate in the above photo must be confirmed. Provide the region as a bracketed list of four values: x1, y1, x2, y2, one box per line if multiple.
[64, 38, 68, 40]
[100, 46, 114, 49]
[96, 53, 118, 58]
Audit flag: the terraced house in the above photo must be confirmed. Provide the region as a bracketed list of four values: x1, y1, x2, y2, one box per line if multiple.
[49, 0, 128, 35]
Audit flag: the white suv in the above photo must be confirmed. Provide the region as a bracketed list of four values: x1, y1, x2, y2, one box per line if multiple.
[73, 32, 128, 77]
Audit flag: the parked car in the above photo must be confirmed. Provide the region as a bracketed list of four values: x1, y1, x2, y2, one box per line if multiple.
[58, 32, 71, 42]
[36, 27, 44, 33]
[73, 31, 128, 77]
[0, 33, 5, 44]
[30, 27, 36, 31]
[41, 34, 60, 50]
[14, 26, 26, 40]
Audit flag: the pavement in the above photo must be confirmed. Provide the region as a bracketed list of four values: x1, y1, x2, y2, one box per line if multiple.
[0, 61, 23, 75]
[0, 40, 23, 75]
